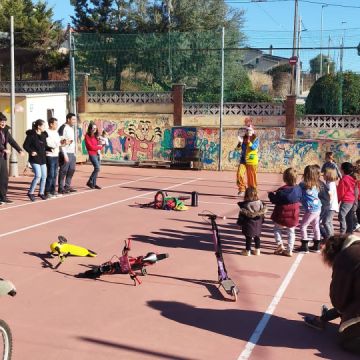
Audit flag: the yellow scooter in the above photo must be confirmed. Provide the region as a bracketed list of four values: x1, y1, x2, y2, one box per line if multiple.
[50, 235, 97, 263]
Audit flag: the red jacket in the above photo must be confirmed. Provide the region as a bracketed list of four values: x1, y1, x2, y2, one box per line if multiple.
[85, 134, 102, 156]
[337, 175, 356, 204]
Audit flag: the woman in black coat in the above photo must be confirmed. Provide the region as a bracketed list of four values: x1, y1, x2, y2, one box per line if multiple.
[23, 119, 49, 201]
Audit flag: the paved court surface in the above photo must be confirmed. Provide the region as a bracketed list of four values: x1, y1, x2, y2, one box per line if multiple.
[0, 165, 357, 359]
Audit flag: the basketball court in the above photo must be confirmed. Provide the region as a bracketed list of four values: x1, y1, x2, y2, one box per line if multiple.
[0, 165, 356, 359]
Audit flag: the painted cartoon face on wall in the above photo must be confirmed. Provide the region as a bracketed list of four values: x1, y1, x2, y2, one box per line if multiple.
[127, 120, 162, 142]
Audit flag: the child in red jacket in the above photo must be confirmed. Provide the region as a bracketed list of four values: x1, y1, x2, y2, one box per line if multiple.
[337, 162, 356, 234]
[268, 168, 302, 257]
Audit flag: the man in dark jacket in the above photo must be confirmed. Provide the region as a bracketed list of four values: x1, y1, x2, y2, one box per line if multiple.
[0, 112, 24, 203]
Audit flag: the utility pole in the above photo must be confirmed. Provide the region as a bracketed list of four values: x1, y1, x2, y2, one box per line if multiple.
[9, 16, 18, 177]
[291, 0, 298, 95]
[339, 34, 344, 115]
[319, 4, 327, 77]
[218, 27, 225, 172]
[296, 16, 302, 97]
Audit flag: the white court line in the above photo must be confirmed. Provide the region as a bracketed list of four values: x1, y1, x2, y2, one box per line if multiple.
[237, 253, 304, 360]
[0, 178, 199, 239]
[0, 175, 160, 212]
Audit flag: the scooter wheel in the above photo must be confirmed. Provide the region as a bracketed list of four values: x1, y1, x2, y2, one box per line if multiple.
[141, 268, 147, 276]
[231, 287, 238, 302]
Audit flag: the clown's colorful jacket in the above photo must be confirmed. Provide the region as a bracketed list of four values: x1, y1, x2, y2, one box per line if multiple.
[237, 135, 259, 166]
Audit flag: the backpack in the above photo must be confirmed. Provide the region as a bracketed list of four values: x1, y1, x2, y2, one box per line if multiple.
[58, 123, 66, 136]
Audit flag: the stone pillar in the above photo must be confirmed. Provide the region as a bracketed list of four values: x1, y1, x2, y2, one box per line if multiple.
[77, 75, 89, 113]
[172, 84, 185, 126]
[285, 95, 296, 139]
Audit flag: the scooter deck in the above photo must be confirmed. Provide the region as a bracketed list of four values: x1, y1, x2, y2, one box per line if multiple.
[220, 279, 237, 293]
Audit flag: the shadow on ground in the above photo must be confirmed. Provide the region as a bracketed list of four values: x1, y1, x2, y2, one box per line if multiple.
[146, 300, 358, 360]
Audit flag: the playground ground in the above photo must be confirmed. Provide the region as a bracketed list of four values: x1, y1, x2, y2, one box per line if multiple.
[0, 164, 357, 360]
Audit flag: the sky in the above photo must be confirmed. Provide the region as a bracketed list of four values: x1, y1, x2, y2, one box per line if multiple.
[48, 0, 360, 72]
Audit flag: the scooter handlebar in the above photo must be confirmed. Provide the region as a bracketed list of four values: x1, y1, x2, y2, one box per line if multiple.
[198, 213, 226, 220]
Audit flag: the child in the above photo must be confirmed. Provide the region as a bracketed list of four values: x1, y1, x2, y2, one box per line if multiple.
[321, 151, 342, 179]
[97, 130, 109, 159]
[352, 160, 360, 232]
[323, 168, 339, 239]
[313, 164, 331, 241]
[299, 165, 322, 253]
[268, 167, 302, 257]
[237, 187, 267, 256]
[337, 162, 356, 234]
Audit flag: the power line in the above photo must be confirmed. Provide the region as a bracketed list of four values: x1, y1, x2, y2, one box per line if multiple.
[225, 0, 360, 8]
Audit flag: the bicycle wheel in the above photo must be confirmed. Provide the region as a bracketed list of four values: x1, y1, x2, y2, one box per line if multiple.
[0, 320, 12, 360]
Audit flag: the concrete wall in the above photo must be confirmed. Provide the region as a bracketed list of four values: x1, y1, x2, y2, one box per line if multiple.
[193, 127, 360, 172]
[77, 111, 360, 173]
[182, 115, 286, 127]
[78, 113, 173, 162]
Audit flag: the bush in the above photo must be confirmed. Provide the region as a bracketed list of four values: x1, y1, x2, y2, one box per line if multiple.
[305, 72, 360, 115]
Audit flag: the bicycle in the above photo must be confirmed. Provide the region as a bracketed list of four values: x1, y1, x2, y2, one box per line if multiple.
[76, 239, 169, 285]
[0, 279, 16, 360]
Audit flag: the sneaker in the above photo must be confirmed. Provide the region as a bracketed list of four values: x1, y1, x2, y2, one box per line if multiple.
[282, 250, 293, 257]
[241, 250, 251, 256]
[94, 185, 102, 190]
[354, 224, 360, 232]
[67, 188, 77, 193]
[27, 193, 36, 202]
[52, 192, 62, 197]
[304, 315, 325, 330]
[2, 198, 13, 203]
[86, 181, 94, 189]
[238, 191, 245, 196]
[38, 194, 48, 200]
[274, 244, 285, 255]
[252, 249, 260, 256]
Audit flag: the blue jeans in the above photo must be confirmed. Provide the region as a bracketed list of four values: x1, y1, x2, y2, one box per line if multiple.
[45, 156, 58, 194]
[29, 163, 47, 195]
[88, 154, 100, 186]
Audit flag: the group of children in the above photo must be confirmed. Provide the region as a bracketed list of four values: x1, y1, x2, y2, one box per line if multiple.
[237, 152, 360, 257]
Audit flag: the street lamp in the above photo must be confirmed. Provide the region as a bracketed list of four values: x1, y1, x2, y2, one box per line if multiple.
[319, 4, 327, 77]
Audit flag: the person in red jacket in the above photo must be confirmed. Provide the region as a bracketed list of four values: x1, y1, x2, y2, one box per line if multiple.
[85, 122, 104, 189]
[268, 168, 302, 257]
[337, 162, 356, 234]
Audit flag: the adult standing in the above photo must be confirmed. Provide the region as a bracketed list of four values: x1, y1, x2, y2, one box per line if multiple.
[23, 119, 48, 201]
[85, 122, 104, 189]
[45, 117, 61, 197]
[58, 113, 77, 194]
[236, 125, 259, 196]
[0, 112, 24, 204]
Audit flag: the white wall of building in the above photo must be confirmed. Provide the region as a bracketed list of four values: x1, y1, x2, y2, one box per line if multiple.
[25, 93, 68, 130]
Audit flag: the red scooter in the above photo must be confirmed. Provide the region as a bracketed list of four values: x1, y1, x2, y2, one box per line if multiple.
[76, 239, 169, 285]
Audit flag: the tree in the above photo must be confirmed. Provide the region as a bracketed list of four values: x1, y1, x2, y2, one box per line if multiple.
[309, 54, 335, 75]
[305, 72, 360, 115]
[71, 0, 265, 102]
[0, 0, 67, 79]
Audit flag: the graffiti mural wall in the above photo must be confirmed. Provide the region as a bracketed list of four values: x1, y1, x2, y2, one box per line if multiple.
[197, 127, 360, 172]
[79, 114, 173, 162]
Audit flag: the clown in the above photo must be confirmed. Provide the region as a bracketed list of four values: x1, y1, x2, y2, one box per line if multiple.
[236, 125, 259, 196]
